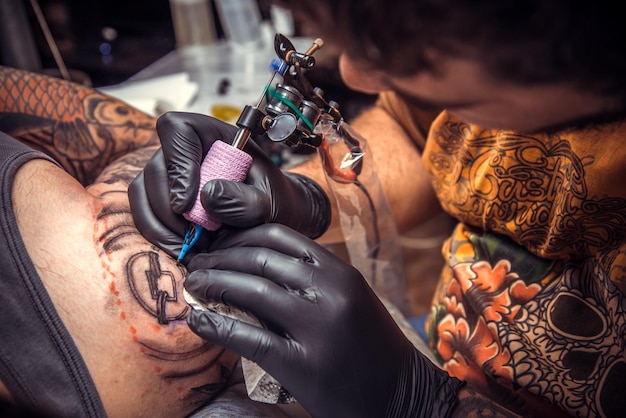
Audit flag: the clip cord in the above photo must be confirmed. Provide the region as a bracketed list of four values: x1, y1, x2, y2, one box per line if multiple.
[315, 119, 387, 294]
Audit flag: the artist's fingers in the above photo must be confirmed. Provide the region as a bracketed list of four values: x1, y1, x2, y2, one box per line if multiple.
[200, 180, 270, 228]
[208, 223, 332, 261]
[185, 262, 304, 327]
[186, 309, 290, 365]
[129, 171, 184, 258]
[142, 149, 190, 233]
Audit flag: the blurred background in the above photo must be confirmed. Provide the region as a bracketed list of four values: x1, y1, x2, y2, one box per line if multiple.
[1, 0, 380, 127]
[0, 0, 352, 90]
[2, 0, 175, 86]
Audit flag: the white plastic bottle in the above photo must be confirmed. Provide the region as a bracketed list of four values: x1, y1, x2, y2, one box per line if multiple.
[214, 0, 262, 47]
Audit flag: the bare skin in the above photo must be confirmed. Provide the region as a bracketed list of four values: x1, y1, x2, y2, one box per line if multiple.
[0, 66, 239, 417]
[294, 52, 621, 245]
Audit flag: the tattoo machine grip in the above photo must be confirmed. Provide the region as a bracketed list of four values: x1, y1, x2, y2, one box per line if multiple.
[183, 140, 253, 230]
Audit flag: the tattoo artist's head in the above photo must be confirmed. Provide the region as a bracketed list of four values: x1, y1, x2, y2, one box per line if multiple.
[275, 0, 626, 133]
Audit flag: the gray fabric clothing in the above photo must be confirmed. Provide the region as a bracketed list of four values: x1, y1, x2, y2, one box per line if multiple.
[0, 132, 106, 417]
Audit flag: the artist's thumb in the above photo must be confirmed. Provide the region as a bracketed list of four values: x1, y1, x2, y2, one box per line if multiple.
[200, 179, 270, 228]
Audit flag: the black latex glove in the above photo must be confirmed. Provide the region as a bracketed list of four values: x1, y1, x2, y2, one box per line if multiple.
[185, 223, 463, 418]
[128, 111, 330, 259]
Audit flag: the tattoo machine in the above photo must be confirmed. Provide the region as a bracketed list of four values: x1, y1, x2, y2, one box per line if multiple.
[217, 33, 409, 315]
[184, 33, 409, 404]
[177, 34, 326, 262]
[181, 33, 408, 311]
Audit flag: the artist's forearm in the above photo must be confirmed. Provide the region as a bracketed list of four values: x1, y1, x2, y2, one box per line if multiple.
[451, 386, 523, 418]
[0, 65, 158, 184]
[451, 383, 574, 418]
[289, 104, 442, 243]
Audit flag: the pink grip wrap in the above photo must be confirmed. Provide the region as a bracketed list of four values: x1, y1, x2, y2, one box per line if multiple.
[183, 140, 253, 230]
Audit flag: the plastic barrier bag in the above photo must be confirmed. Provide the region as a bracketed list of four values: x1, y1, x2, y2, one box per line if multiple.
[316, 117, 411, 316]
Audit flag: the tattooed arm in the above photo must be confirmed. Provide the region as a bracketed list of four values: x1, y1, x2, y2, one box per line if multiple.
[0, 65, 158, 185]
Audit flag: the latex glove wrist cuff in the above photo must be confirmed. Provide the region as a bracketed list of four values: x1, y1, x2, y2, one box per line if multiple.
[284, 172, 331, 239]
[387, 348, 465, 418]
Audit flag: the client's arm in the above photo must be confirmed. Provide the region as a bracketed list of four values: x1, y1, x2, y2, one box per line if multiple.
[1, 66, 240, 417]
[11, 152, 239, 418]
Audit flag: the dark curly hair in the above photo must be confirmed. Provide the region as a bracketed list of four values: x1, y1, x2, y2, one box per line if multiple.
[275, 0, 626, 97]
